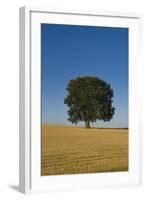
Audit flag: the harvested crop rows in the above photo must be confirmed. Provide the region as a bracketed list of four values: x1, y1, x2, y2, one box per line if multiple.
[41, 125, 128, 176]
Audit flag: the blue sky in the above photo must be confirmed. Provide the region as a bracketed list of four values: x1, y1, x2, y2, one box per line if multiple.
[41, 24, 128, 128]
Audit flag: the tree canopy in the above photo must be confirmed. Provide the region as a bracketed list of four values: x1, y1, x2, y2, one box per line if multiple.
[64, 76, 115, 128]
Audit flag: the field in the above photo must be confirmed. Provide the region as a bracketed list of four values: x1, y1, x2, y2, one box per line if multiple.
[41, 125, 128, 176]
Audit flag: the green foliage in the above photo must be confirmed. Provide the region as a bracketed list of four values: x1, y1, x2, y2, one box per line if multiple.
[64, 76, 115, 128]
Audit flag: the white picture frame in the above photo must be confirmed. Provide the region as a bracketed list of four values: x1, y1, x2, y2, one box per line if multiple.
[19, 6, 142, 194]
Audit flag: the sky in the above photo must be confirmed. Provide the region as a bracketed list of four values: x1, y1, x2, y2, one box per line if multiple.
[41, 24, 128, 128]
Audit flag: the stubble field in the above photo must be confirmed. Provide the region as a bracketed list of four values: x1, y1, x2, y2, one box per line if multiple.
[41, 125, 128, 176]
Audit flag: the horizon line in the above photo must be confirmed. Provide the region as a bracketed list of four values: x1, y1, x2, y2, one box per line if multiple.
[41, 123, 128, 129]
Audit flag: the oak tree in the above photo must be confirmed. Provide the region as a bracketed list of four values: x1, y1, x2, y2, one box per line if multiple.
[64, 76, 115, 128]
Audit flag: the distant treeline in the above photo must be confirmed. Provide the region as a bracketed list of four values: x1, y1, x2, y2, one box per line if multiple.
[91, 127, 128, 130]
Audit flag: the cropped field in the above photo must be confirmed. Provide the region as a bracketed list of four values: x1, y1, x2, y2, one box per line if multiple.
[41, 125, 128, 176]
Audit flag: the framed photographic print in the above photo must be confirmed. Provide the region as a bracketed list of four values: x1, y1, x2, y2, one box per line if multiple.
[19, 7, 142, 193]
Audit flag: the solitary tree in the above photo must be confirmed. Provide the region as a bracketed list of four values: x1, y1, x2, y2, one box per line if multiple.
[64, 76, 115, 128]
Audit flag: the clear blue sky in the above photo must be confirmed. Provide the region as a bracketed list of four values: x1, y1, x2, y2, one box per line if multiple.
[41, 24, 128, 128]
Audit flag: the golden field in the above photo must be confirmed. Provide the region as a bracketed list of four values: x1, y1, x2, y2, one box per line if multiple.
[41, 125, 128, 176]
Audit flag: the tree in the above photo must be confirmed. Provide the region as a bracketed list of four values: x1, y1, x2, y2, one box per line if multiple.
[64, 76, 115, 128]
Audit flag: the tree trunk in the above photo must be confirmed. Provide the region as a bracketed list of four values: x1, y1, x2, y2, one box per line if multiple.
[85, 120, 91, 128]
